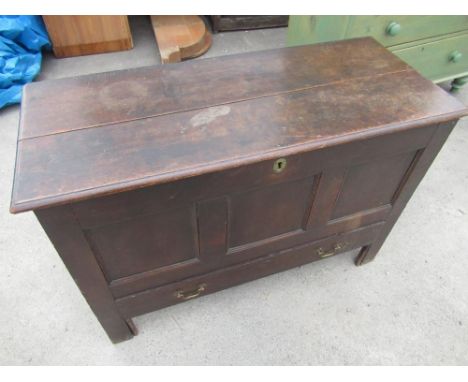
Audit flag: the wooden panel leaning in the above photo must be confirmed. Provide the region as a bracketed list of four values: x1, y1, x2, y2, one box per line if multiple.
[43, 16, 133, 58]
[10, 38, 467, 343]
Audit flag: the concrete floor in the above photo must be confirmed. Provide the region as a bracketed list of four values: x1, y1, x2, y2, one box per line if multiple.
[1, 16, 468, 365]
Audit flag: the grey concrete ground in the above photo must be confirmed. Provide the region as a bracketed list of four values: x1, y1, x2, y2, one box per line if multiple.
[1, 16, 467, 365]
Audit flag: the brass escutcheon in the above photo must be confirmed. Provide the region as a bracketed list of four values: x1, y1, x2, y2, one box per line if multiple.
[273, 158, 287, 173]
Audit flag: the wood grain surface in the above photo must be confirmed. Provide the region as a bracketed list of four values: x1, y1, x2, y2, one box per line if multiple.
[150, 15, 212, 63]
[11, 37, 467, 215]
[43, 16, 133, 58]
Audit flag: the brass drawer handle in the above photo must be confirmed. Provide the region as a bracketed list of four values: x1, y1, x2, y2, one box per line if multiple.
[317, 243, 344, 258]
[175, 283, 207, 300]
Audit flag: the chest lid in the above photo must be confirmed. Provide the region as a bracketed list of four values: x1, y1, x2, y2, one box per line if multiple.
[11, 37, 467, 213]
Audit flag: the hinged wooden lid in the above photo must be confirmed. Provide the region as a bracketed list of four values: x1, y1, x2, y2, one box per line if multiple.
[10, 37, 467, 213]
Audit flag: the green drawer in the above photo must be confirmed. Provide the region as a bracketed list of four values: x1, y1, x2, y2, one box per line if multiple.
[287, 16, 468, 86]
[392, 33, 468, 82]
[288, 16, 468, 47]
[345, 16, 468, 47]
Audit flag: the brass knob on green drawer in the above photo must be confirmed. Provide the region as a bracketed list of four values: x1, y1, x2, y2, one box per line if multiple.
[386, 22, 401, 36]
[449, 50, 463, 63]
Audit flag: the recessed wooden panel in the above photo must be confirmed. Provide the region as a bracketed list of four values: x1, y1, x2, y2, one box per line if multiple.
[228, 177, 315, 248]
[331, 151, 417, 219]
[86, 207, 198, 281]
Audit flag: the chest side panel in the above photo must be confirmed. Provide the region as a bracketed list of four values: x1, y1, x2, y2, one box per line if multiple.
[331, 151, 418, 220]
[84, 206, 199, 281]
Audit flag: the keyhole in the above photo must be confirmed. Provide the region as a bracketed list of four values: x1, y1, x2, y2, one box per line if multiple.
[273, 158, 287, 173]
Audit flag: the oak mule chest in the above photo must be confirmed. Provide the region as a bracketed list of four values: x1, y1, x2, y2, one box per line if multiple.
[11, 38, 467, 343]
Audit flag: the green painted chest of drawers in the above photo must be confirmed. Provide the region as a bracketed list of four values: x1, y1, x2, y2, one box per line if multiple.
[288, 16, 468, 91]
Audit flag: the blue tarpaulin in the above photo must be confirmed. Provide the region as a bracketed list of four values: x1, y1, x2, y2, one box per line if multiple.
[0, 16, 50, 109]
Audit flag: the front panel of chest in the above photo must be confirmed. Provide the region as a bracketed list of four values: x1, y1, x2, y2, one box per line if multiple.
[71, 125, 437, 297]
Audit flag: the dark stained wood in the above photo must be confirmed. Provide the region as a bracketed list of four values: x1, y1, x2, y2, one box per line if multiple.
[68, 124, 434, 232]
[34, 206, 134, 343]
[228, 177, 314, 247]
[58, 125, 435, 300]
[85, 206, 198, 281]
[115, 223, 384, 318]
[12, 38, 467, 343]
[11, 70, 466, 214]
[331, 151, 418, 219]
[210, 16, 289, 33]
[17, 38, 409, 140]
[196, 197, 228, 262]
[355, 121, 458, 265]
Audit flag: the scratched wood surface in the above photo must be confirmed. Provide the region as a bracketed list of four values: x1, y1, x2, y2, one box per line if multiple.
[11, 37, 467, 213]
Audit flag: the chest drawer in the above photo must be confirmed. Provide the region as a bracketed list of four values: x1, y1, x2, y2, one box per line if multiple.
[392, 33, 468, 82]
[115, 222, 384, 318]
[345, 16, 468, 47]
